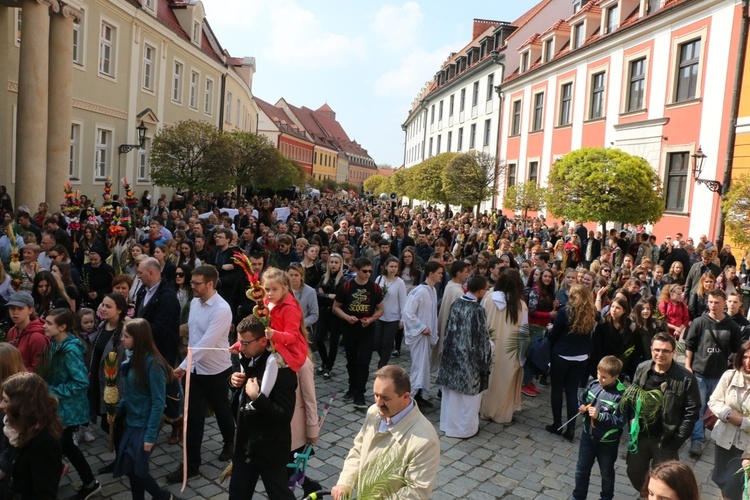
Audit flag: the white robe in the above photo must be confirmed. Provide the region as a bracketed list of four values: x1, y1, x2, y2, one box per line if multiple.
[440, 388, 482, 438]
[403, 283, 438, 392]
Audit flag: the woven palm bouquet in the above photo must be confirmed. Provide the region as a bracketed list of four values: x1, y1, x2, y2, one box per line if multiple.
[103, 351, 119, 451]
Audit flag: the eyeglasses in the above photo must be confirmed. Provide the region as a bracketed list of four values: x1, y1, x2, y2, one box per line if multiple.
[48, 254, 59, 259]
[175, 273, 185, 277]
[360, 269, 372, 274]
[239, 337, 263, 346]
[652, 348, 674, 354]
[190, 280, 205, 286]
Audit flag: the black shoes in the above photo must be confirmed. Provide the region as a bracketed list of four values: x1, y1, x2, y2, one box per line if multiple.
[353, 400, 369, 410]
[75, 480, 101, 500]
[545, 423, 563, 435]
[218, 442, 234, 461]
[414, 390, 434, 408]
[563, 428, 575, 441]
[166, 466, 200, 484]
[343, 390, 355, 400]
[97, 461, 115, 474]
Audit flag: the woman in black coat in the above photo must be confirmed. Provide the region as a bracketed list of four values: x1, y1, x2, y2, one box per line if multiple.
[80, 250, 115, 309]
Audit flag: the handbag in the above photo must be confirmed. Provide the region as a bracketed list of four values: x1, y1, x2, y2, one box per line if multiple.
[703, 408, 719, 431]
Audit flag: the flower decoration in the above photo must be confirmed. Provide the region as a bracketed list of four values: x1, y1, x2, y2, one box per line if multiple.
[62, 182, 82, 218]
[232, 251, 270, 328]
[121, 178, 138, 209]
[102, 351, 120, 451]
[100, 177, 115, 225]
[6, 224, 22, 291]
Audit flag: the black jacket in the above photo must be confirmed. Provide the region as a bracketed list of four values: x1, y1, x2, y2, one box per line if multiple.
[134, 280, 181, 366]
[631, 359, 701, 450]
[685, 313, 742, 378]
[8, 430, 62, 499]
[231, 350, 297, 464]
[390, 235, 415, 258]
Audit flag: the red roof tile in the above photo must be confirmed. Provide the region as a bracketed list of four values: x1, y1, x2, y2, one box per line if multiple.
[541, 19, 571, 36]
[256, 97, 312, 143]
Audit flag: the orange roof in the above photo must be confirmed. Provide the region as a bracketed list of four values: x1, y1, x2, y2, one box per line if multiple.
[541, 19, 571, 36]
[518, 33, 542, 49]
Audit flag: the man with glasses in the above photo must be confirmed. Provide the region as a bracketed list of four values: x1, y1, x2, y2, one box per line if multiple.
[168, 265, 236, 483]
[333, 258, 384, 409]
[626, 332, 700, 492]
[134, 257, 180, 366]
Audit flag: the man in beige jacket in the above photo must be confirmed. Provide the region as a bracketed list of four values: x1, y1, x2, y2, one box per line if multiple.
[331, 365, 440, 500]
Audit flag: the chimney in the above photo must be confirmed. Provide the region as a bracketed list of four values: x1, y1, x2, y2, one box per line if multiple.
[473, 19, 500, 40]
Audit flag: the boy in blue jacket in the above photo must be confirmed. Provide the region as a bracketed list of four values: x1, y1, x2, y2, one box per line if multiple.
[573, 355, 626, 500]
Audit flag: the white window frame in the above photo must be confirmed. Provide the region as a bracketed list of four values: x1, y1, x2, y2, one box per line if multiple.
[143, 0, 155, 13]
[94, 126, 113, 181]
[660, 145, 693, 213]
[192, 20, 200, 45]
[558, 80, 574, 126]
[226, 91, 232, 123]
[605, 5, 619, 34]
[172, 59, 184, 104]
[531, 91, 545, 132]
[486, 73, 494, 100]
[586, 65, 608, 120]
[621, 49, 650, 114]
[69, 122, 82, 180]
[189, 69, 199, 110]
[72, 9, 85, 67]
[572, 23, 585, 50]
[137, 138, 151, 182]
[98, 19, 117, 79]
[204, 77, 214, 115]
[142, 43, 155, 92]
[15, 9, 21, 46]
[528, 159, 540, 184]
[457, 127, 464, 151]
[666, 28, 707, 105]
[235, 97, 240, 126]
[469, 123, 477, 149]
[511, 99, 522, 136]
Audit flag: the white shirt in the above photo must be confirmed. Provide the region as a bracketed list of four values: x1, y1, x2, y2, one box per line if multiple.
[180, 291, 232, 375]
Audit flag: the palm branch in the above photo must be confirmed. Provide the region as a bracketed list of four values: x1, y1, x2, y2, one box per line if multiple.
[345, 448, 414, 500]
[505, 324, 547, 358]
[619, 346, 635, 365]
[220, 462, 232, 483]
[621, 383, 665, 454]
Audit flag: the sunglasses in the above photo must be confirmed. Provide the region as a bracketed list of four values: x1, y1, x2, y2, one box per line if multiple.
[360, 269, 373, 274]
[175, 272, 185, 277]
[48, 254, 59, 259]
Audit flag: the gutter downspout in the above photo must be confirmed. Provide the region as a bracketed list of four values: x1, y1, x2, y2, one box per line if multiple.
[491, 52, 506, 213]
[717, 0, 749, 249]
[218, 72, 227, 132]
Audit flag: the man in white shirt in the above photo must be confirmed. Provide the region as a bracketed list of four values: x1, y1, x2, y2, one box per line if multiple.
[168, 265, 236, 483]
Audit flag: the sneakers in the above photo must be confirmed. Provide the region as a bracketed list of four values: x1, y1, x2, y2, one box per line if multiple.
[323, 370, 331, 379]
[72, 431, 80, 447]
[391, 350, 400, 358]
[343, 390, 355, 400]
[166, 466, 200, 484]
[689, 441, 703, 458]
[353, 400, 369, 410]
[218, 442, 234, 461]
[521, 382, 539, 397]
[76, 480, 101, 500]
[316, 366, 325, 375]
[81, 426, 96, 443]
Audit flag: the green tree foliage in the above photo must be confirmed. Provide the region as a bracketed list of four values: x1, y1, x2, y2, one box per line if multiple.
[411, 153, 457, 206]
[503, 182, 548, 219]
[268, 158, 306, 192]
[723, 174, 750, 249]
[443, 151, 500, 216]
[390, 168, 417, 198]
[150, 120, 236, 195]
[546, 147, 664, 230]
[363, 174, 392, 195]
[227, 131, 286, 194]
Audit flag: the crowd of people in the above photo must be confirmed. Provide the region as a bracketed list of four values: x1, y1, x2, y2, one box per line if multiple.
[0, 185, 747, 499]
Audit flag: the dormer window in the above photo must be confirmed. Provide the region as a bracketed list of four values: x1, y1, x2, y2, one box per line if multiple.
[573, 0, 583, 12]
[544, 39, 554, 63]
[480, 42, 487, 59]
[521, 51, 530, 73]
[642, 0, 660, 15]
[572, 22, 585, 49]
[605, 4, 619, 34]
[192, 20, 200, 44]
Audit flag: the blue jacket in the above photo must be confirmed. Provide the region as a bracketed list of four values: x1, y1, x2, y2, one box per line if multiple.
[47, 334, 90, 428]
[579, 378, 626, 443]
[117, 352, 167, 444]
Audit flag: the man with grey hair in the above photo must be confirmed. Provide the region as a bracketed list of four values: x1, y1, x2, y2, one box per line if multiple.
[134, 257, 180, 366]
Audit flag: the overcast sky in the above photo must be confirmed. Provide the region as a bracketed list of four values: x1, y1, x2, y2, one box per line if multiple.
[201, 0, 541, 169]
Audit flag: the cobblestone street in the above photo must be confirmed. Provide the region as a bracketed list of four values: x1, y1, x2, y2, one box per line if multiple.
[60, 347, 722, 499]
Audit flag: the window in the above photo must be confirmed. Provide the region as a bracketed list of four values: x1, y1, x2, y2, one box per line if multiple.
[457, 128, 463, 150]
[470, 124, 477, 149]
[483, 119, 491, 146]
[675, 39, 700, 102]
[460, 88, 466, 112]
[449, 94, 455, 116]
[226, 91, 232, 123]
[172, 61, 183, 103]
[189, 70, 199, 109]
[94, 128, 111, 180]
[429, 137, 433, 157]
[143, 0, 154, 10]
[142, 44, 154, 91]
[487, 74, 494, 100]
[590, 72, 606, 119]
[204, 78, 214, 115]
[438, 100, 443, 121]
[507, 163, 516, 188]
[665, 152, 688, 211]
[511, 100, 522, 135]
[521, 51, 529, 73]
[73, 15, 83, 65]
[69, 124, 80, 179]
[544, 39, 554, 63]
[627, 57, 646, 111]
[437, 135, 441, 154]
[16, 9, 21, 44]
[447, 131, 452, 151]
[559, 82, 572, 126]
[430, 105, 435, 124]
[235, 98, 240, 125]
[138, 138, 151, 181]
[532, 92, 544, 131]
[192, 21, 200, 44]
[605, 5, 619, 34]
[472, 81, 479, 107]
[573, 23, 585, 49]
[98, 22, 115, 77]
[528, 161, 539, 184]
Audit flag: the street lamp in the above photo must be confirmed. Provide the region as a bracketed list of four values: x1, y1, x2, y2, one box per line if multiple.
[118, 120, 148, 154]
[691, 146, 722, 193]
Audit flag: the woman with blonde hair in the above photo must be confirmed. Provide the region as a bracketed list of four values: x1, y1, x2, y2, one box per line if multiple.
[546, 285, 595, 441]
[688, 271, 716, 320]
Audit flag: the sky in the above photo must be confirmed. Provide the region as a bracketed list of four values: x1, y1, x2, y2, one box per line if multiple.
[201, 0, 542, 170]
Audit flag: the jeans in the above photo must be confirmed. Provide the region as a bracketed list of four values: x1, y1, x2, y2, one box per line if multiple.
[186, 368, 236, 470]
[573, 430, 618, 500]
[550, 355, 589, 429]
[691, 374, 720, 443]
[342, 327, 375, 401]
[374, 320, 399, 368]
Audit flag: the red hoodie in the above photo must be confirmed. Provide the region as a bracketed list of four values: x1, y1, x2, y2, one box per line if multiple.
[7, 318, 49, 371]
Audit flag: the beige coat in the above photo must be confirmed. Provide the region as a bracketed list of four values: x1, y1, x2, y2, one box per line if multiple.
[291, 358, 319, 451]
[338, 403, 440, 499]
[708, 368, 750, 452]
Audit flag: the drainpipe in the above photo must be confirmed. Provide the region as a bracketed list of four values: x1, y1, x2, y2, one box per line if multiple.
[218, 72, 227, 132]
[490, 50, 506, 213]
[717, 0, 749, 250]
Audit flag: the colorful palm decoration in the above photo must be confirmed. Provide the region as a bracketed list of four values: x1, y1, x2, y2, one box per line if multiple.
[103, 351, 119, 451]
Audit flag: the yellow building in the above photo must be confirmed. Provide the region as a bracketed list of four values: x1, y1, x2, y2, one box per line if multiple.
[1, 0, 258, 209]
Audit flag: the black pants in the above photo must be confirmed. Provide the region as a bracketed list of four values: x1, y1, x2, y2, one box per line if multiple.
[186, 368, 236, 470]
[61, 426, 95, 485]
[626, 434, 680, 491]
[374, 320, 399, 368]
[342, 328, 374, 401]
[228, 451, 295, 500]
[550, 355, 588, 429]
[394, 326, 404, 352]
[316, 310, 341, 371]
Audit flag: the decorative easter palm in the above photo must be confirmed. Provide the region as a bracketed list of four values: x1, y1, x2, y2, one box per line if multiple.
[102, 351, 119, 451]
[5, 224, 22, 291]
[343, 447, 415, 499]
[620, 383, 665, 454]
[505, 323, 547, 358]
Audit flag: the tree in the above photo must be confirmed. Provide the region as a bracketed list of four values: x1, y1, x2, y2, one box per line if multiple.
[503, 182, 548, 220]
[228, 131, 286, 195]
[390, 167, 417, 199]
[363, 174, 392, 195]
[723, 174, 750, 249]
[546, 147, 664, 232]
[443, 151, 501, 217]
[267, 158, 305, 192]
[411, 153, 457, 208]
[150, 120, 235, 195]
